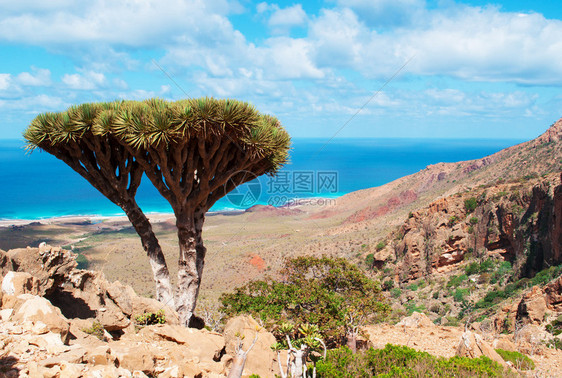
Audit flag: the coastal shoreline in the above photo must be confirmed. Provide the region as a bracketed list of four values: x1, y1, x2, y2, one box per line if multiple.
[0, 196, 338, 228]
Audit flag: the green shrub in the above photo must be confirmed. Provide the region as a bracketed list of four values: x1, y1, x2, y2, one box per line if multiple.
[382, 279, 394, 291]
[464, 197, 478, 213]
[81, 320, 105, 340]
[546, 315, 562, 336]
[375, 241, 386, 251]
[220, 256, 388, 347]
[468, 226, 474, 234]
[530, 265, 562, 286]
[454, 288, 469, 302]
[445, 316, 460, 327]
[447, 274, 468, 288]
[495, 349, 535, 370]
[479, 259, 495, 273]
[404, 301, 425, 315]
[365, 253, 374, 269]
[408, 283, 418, 291]
[448, 216, 459, 226]
[465, 262, 480, 276]
[390, 288, 402, 299]
[432, 291, 439, 299]
[469, 216, 479, 225]
[135, 309, 166, 326]
[316, 344, 510, 377]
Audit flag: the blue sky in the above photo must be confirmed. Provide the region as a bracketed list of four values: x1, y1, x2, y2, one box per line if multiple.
[1, 0, 561, 140]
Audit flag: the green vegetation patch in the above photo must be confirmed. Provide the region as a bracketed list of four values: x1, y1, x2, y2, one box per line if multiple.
[464, 197, 478, 213]
[81, 320, 105, 340]
[220, 256, 389, 347]
[316, 344, 512, 377]
[495, 349, 535, 370]
[135, 309, 166, 326]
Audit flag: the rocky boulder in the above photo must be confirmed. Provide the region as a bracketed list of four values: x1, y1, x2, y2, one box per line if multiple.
[456, 331, 507, 368]
[223, 315, 278, 377]
[2, 271, 40, 296]
[3, 245, 77, 296]
[396, 311, 434, 328]
[10, 294, 71, 343]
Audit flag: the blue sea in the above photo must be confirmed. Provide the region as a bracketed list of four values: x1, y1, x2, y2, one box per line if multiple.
[0, 138, 523, 220]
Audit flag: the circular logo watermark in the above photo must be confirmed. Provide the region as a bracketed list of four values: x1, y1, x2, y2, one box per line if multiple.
[224, 170, 262, 208]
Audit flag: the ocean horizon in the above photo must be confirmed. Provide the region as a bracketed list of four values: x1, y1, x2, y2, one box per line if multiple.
[0, 137, 524, 220]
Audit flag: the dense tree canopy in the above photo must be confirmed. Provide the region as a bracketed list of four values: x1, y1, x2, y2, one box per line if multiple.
[220, 256, 389, 347]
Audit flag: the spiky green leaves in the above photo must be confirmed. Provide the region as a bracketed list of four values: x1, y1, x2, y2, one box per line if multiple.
[24, 97, 290, 175]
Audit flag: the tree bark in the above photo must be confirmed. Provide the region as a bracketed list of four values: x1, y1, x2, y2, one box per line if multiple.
[175, 209, 206, 326]
[122, 201, 174, 307]
[346, 330, 358, 353]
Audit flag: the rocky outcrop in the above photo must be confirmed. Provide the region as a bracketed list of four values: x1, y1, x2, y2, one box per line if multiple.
[0, 244, 284, 377]
[382, 173, 561, 283]
[456, 331, 507, 368]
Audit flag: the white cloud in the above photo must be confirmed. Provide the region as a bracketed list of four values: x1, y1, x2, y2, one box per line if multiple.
[62, 71, 106, 90]
[269, 4, 307, 33]
[0, 74, 11, 90]
[305, 4, 562, 85]
[0, 0, 240, 47]
[16, 68, 51, 86]
[0, 94, 65, 111]
[337, 0, 425, 28]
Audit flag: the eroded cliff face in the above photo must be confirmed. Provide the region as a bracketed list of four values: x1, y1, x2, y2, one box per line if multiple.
[387, 173, 562, 283]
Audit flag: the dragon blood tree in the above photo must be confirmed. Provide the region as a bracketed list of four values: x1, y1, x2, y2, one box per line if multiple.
[24, 98, 291, 326]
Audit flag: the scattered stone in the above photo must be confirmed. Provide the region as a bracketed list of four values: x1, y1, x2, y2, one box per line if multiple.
[12, 295, 70, 343]
[456, 331, 507, 368]
[396, 312, 435, 328]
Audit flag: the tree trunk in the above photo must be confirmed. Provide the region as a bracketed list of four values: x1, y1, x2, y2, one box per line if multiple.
[122, 201, 174, 307]
[346, 330, 357, 353]
[175, 209, 206, 326]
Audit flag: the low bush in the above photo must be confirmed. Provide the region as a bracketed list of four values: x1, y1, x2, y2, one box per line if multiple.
[454, 288, 469, 303]
[546, 315, 562, 336]
[316, 344, 511, 377]
[81, 320, 105, 340]
[135, 309, 166, 326]
[495, 349, 535, 370]
[447, 274, 468, 288]
[464, 197, 478, 213]
[375, 241, 386, 251]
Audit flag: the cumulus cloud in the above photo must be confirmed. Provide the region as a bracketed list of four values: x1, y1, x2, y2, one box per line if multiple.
[62, 71, 106, 90]
[0, 0, 239, 46]
[0, 74, 10, 90]
[337, 0, 425, 28]
[311, 5, 562, 84]
[268, 4, 308, 33]
[16, 68, 51, 86]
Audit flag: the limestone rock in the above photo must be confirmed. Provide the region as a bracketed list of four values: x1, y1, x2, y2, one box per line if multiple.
[492, 336, 517, 352]
[5, 245, 77, 296]
[138, 324, 225, 364]
[223, 315, 278, 378]
[12, 295, 70, 343]
[130, 291, 180, 326]
[456, 331, 507, 367]
[517, 286, 547, 325]
[544, 275, 562, 311]
[1, 271, 40, 296]
[396, 312, 435, 328]
[110, 342, 160, 375]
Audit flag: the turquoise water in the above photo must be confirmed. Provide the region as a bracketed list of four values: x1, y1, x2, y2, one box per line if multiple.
[0, 138, 523, 219]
